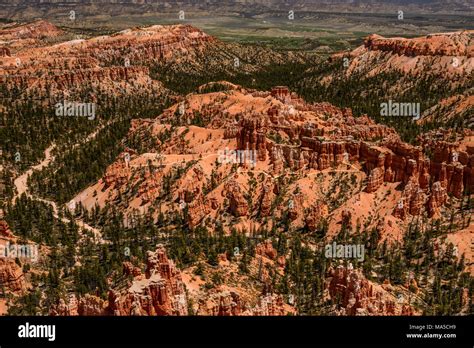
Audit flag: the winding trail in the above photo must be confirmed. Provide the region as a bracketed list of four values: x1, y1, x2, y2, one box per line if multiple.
[11, 131, 106, 244]
[13, 144, 55, 203]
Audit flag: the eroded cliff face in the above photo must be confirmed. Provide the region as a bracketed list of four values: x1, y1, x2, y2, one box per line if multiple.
[75, 83, 473, 244]
[107, 245, 188, 316]
[0, 23, 218, 99]
[0, 220, 13, 238]
[363, 32, 474, 58]
[342, 31, 474, 77]
[0, 258, 26, 292]
[224, 180, 249, 218]
[327, 265, 417, 316]
[231, 88, 473, 220]
[85, 24, 216, 66]
[50, 245, 188, 316]
[0, 20, 64, 48]
[194, 288, 289, 316]
[49, 242, 293, 316]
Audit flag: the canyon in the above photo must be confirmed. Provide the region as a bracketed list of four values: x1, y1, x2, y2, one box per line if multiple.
[1, 19, 472, 317]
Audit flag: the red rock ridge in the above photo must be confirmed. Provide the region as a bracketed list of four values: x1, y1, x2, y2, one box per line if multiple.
[328, 265, 416, 316]
[0, 220, 13, 237]
[1, 23, 218, 98]
[0, 258, 26, 292]
[0, 20, 64, 42]
[196, 290, 288, 316]
[107, 245, 188, 316]
[364, 31, 474, 58]
[231, 96, 472, 220]
[224, 180, 249, 217]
